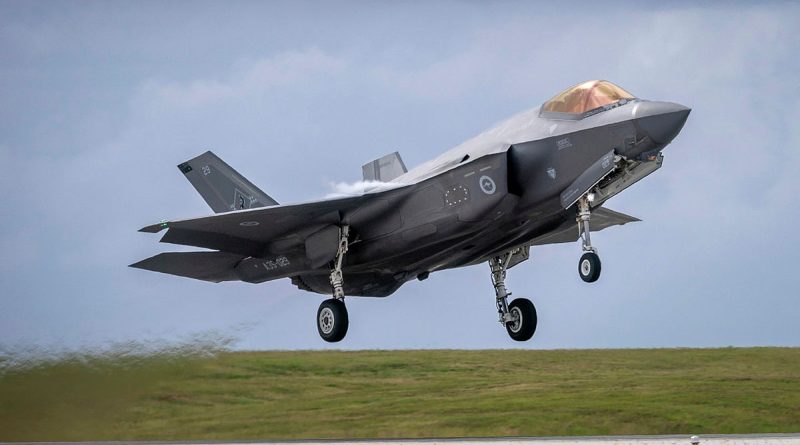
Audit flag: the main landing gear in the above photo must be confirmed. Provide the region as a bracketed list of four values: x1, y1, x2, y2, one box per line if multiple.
[489, 251, 537, 341]
[317, 226, 350, 342]
[577, 195, 601, 283]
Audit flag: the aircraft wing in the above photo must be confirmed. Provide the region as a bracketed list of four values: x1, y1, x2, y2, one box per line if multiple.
[139, 194, 374, 257]
[530, 207, 640, 246]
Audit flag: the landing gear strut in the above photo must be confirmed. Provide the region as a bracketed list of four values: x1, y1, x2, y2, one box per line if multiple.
[317, 225, 350, 342]
[489, 251, 537, 341]
[577, 196, 601, 283]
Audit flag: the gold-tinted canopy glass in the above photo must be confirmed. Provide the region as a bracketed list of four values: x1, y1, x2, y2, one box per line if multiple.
[543, 80, 635, 114]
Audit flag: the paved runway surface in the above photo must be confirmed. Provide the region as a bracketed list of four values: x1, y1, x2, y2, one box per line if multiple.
[7, 434, 800, 445]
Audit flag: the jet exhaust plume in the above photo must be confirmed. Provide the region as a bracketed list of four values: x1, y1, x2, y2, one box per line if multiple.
[325, 180, 402, 198]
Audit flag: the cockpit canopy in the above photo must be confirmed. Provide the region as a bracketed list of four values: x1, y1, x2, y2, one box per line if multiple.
[541, 80, 635, 118]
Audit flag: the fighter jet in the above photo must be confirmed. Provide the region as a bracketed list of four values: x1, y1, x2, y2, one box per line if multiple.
[131, 80, 690, 343]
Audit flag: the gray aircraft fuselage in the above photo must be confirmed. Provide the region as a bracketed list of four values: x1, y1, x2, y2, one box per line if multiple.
[233, 100, 690, 297]
[134, 82, 690, 307]
[132, 81, 690, 342]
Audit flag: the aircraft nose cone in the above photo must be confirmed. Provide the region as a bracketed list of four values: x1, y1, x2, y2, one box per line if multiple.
[634, 101, 691, 145]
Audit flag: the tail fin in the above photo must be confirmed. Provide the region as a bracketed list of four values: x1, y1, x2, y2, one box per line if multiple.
[178, 151, 278, 213]
[361, 151, 407, 182]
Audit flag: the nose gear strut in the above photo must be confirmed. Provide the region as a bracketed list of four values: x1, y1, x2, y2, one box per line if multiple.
[577, 196, 602, 282]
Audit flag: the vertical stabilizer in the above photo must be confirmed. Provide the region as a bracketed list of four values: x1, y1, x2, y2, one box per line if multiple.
[361, 151, 407, 182]
[178, 151, 278, 213]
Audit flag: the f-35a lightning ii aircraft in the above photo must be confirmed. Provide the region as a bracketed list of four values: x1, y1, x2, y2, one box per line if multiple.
[132, 80, 690, 343]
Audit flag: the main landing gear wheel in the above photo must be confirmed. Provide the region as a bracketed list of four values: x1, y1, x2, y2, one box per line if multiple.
[579, 252, 601, 283]
[317, 299, 348, 343]
[506, 298, 537, 341]
[318, 225, 351, 343]
[489, 250, 538, 342]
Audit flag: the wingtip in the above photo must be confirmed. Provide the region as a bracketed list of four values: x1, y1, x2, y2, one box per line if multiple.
[128, 258, 147, 269]
[139, 222, 168, 233]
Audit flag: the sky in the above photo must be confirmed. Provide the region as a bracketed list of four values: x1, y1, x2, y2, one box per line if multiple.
[1, 1, 799, 354]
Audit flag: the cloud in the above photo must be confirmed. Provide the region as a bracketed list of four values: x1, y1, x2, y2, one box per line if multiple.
[139, 49, 347, 108]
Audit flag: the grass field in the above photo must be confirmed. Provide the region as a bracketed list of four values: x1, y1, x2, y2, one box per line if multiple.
[1, 348, 799, 441]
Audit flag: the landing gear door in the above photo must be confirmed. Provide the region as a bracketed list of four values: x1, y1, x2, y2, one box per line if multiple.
[560, 150, 617, 209]
[305, 225, 341, 269]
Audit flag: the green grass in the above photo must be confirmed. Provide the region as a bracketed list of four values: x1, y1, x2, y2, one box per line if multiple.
[1, 348, 799, 441]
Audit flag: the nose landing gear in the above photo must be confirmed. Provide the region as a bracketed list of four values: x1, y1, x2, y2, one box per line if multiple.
[489, 251, 537, 341]
[577, 195, 602, 283]
[317, 225, 350, 343]
[579, 251, 601, 283]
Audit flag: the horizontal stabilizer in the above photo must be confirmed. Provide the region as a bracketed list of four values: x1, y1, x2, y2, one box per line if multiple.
[531, 207, 640, 246]
[362, 151, 407, 182]
[129, 251, 244, 283]
[178, 151, 278, 213]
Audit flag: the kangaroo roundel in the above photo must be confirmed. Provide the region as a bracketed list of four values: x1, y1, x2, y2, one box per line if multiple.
[479, 175, 496, 195]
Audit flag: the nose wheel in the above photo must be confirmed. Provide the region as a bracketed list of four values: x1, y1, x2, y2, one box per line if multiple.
[577, 195, 602, 283]
[579, 251, 601, 283]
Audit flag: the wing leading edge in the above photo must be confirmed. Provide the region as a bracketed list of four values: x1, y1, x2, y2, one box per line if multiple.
[139, 194, 366, 257]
